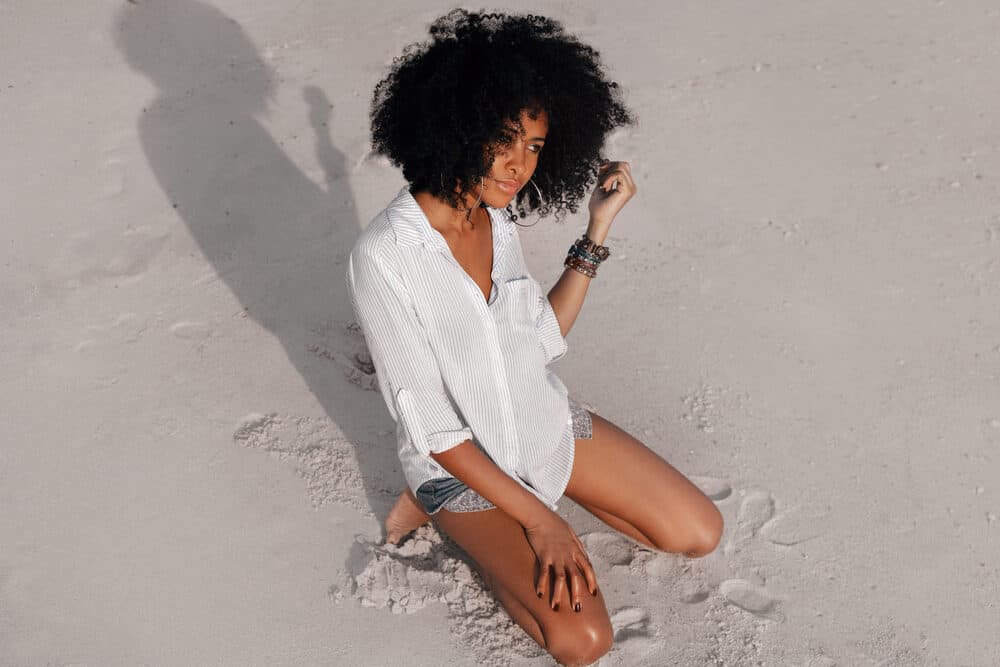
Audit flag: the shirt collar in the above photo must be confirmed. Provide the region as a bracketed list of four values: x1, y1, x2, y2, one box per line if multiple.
[387, 185, 515, 251]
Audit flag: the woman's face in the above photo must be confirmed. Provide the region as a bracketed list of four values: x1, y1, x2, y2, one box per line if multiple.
[476, 108, 549, 208]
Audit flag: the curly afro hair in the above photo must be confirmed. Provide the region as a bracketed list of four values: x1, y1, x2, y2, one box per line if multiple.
[369, 9, 636, 222]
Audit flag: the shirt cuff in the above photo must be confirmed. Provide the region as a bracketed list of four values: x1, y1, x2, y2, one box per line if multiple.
[395, 387, 474, 456]
[424, 427, 476, 455]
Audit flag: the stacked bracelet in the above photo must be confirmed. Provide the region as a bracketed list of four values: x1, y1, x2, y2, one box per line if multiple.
[564, 234, 610, 278]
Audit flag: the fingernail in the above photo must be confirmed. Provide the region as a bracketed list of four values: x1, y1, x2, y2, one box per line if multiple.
[553, 603, 559, 611]
[574, 602, 581, 613]
[537, 591, 543, 598]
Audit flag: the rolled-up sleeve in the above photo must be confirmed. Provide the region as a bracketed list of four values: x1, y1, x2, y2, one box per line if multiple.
[532, 279, 568, 365]
[346, 247, 474, 456]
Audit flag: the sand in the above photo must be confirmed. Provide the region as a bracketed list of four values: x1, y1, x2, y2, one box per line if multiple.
[2, 1, 998, 665]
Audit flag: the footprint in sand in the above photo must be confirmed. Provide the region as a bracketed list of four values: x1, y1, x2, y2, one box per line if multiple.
[47, 226, 170, 289]
[718, 579, 785, 622]
[690, 475, 733, 502]
[98, 154, 128, 200]
[680, 586, 711, 603]
[760, 510, 828, 546]
[610, 606, 651, 640]
[606, 607, 662, 663]
[169, 320, 212, 341]
[76, 312, 148, 352]
[641, 550, 687, 583]
[95, 131, 138, 202]
[724, 490, 775, 555]
[580, 531, 634, 568]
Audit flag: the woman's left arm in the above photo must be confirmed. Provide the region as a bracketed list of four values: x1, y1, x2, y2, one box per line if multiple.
[546, 160, 637, 337]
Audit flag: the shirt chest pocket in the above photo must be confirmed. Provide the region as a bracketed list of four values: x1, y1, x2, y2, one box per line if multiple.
[498, 276, 541, 329]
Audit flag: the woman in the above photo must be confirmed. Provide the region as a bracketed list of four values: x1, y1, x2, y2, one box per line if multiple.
[347, 10, 723, 666]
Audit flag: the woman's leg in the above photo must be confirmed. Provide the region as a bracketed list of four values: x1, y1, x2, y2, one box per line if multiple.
[564, 411, 724, 558]
[432, 506, 614, 667]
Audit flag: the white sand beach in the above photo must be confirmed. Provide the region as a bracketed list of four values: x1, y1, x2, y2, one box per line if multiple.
[2, 1, 998, 664]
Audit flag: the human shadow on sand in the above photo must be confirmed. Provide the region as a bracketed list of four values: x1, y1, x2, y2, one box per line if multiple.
[113, 0, 398, 523]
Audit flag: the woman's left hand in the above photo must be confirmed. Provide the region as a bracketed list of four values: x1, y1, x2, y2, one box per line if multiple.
[587, 160, 637, 228]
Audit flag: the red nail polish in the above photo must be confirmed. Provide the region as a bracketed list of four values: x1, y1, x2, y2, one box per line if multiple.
[574, 602, 581, 613]
[553, 603, 559, 611]
[537, 591, 543, 598]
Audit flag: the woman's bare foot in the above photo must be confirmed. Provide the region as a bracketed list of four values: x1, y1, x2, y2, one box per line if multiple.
[385, 487, 431, 544]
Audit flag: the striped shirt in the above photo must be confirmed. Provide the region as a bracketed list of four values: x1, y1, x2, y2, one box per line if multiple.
[346, 185, 575, 510]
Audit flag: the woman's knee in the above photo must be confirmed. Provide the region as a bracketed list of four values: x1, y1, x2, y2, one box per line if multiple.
[683, 503, 724, 557]
[545, 616, 614, 667]
[651, 502, 725, 558]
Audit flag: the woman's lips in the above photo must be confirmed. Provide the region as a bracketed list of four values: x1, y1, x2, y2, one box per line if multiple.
[494, 179, 520, 194]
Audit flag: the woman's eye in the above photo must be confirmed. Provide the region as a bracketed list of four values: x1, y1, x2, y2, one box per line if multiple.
[528, 145, 542, 153]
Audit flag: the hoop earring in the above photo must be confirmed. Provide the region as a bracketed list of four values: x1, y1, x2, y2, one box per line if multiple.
[529, 176, 543, 202]
[477, 176, 486, 207]
[465, 176, 486, 226]
[509, 177, 543, 227]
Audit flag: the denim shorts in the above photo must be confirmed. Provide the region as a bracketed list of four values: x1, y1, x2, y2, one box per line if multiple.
[415, 395, 593, 514]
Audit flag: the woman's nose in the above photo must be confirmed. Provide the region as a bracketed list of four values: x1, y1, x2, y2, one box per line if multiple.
[504, 146, 526, 174]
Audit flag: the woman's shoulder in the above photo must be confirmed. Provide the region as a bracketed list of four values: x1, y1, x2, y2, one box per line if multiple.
[349, 207, 397, 266]
[351, 186, 425, 260]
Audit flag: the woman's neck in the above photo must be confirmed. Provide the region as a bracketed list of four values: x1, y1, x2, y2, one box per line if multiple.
[412, 189, 488, 237]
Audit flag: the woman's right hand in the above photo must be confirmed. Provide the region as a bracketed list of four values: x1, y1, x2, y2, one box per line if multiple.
[522, 510, 598, 612]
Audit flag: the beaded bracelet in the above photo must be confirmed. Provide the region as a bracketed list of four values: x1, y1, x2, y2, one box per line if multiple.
[567, 244, 602, 264]
[564, 255, 598, 277]
[563, 233, 610, 278]
[574, 234, 611, 261]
